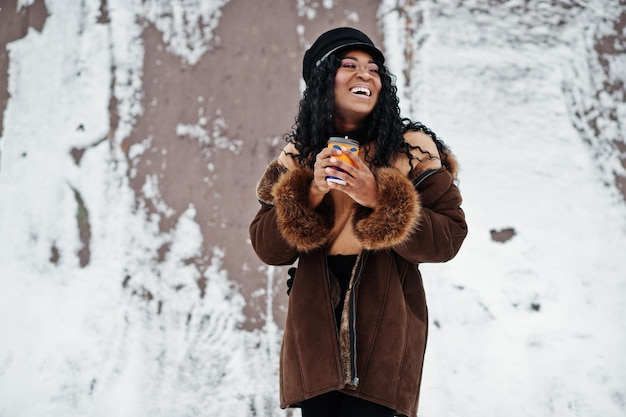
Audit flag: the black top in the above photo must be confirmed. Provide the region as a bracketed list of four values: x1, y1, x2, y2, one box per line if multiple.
[327, 254, 358, 289]
[327, 254, 358, 326]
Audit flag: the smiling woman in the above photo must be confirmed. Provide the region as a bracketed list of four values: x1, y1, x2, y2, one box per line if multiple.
[332, 51, 382, 131]
[249, 27, 468, 417]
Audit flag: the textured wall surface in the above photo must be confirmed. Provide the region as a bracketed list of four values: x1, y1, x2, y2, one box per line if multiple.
[1, 1, 625, 416]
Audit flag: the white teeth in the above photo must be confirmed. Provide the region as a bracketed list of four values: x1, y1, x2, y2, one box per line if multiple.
[350, 87, 371, 97]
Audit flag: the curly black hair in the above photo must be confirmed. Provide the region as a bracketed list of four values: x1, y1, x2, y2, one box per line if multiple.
[285, 51, 451, 173]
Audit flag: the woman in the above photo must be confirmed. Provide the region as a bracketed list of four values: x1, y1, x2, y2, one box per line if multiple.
[249, 27, 467, 417]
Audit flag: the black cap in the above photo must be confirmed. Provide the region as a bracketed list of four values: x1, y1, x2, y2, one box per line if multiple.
[302, 27, 385, 83]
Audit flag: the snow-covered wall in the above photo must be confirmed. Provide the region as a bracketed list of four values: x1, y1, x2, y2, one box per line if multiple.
[0, 0, 624, 416]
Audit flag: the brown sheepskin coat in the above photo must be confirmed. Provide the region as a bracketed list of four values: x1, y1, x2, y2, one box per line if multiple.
[249, 141, 467, 417]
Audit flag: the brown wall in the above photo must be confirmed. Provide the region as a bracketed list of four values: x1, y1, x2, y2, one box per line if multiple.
[123, 0, 383, 329]
[0, 0, 383, 330]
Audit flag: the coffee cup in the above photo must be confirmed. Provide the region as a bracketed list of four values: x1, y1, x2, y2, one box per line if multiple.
[326, 137, 359, 185]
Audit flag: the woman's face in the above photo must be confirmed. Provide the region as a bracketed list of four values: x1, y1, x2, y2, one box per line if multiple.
[332, 49, 382, 130]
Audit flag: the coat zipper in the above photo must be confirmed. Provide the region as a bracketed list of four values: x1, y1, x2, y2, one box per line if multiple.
[347, 252, 366, 387]
[324, 249, 367, 389]
[412, 167, 441, 187]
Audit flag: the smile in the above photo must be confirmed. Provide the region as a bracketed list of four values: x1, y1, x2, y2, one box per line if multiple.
[349, 86, 372, 97]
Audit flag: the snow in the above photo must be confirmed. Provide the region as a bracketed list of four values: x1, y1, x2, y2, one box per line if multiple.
[1, 0, 625, 416]
[379, 1, 626, 416]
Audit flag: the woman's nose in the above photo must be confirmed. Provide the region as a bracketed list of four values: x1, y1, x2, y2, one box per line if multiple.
[356, 68, 371, 80]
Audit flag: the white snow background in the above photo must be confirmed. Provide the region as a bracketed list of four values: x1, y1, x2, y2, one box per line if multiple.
[1, 1, 625, 417]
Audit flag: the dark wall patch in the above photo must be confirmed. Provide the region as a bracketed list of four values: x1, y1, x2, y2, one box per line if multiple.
[490, 227, 517, 243]
[70, 185, 91, 267]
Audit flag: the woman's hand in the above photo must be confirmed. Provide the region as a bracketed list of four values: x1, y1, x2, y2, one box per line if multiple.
[308, 147, 334, 208]
[311, 146, 378, 209]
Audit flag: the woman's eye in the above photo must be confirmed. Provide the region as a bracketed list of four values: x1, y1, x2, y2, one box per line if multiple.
[340, 60, 379, 73]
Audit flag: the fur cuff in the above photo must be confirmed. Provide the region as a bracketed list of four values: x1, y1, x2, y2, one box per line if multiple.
[256, 161, 288, 206]
[353, 167, 421, 250]
[272, 168, 334, 252]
